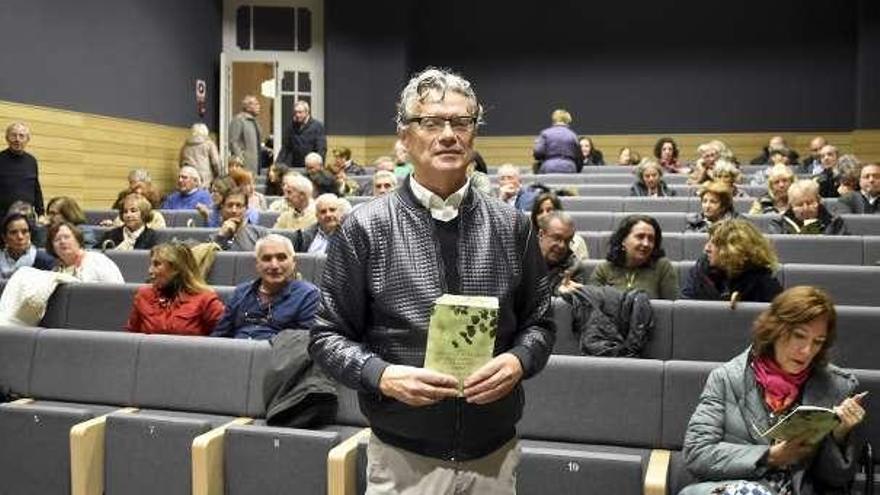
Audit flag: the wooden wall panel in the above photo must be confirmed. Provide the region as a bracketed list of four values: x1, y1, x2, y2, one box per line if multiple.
[0, 100, 187, 208]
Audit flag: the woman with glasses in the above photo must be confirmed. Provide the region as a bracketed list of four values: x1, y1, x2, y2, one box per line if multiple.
[125, 243, 225, 336]
[533, 109, 583, 173]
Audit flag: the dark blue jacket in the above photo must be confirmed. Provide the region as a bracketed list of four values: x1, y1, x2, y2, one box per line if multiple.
[212, 278, 319, 339]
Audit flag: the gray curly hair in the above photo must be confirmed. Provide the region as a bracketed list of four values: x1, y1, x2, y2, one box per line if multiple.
[395, 68, 483, 130]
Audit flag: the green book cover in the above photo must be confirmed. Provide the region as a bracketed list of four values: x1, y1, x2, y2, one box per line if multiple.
[758, 405, 840, 444]
[423, 294, 499, 390]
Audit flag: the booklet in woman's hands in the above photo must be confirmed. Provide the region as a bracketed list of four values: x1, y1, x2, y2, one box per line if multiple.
[423, 294, 499, 390]
[758, 406, 840, 444]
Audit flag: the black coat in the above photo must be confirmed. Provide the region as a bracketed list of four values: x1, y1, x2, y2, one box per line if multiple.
[768, 205, 849, 236]
[277, 118, 327, 168]
[681, 253, 782, 303]
[99, 227, 158, 250]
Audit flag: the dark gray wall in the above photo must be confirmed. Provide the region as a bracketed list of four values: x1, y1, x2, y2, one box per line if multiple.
[0, 0, 221, 128]
[857, 0, 880, 128]
[325, 0, 869, 136]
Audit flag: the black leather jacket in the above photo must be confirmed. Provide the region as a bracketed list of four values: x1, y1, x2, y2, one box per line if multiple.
[309, 178, 555, 460]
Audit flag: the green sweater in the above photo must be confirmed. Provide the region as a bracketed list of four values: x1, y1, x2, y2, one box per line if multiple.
[589, 257, 679, 300]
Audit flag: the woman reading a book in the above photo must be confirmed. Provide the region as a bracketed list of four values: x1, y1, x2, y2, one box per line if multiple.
[679, 286, 866, 495]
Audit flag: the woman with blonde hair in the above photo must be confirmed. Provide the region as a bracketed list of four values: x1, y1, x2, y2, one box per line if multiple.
[125, 242, 225, 336]
[682, 219, 782, 303]
[680, 286, 866, 495]
[179, 122, 221, 184]
[688, 141, 722, 185]
[99, 192, 158, 250]
[712, 161, 749, 198]
[750, 165, 794, 214]
[533, 108, 583, 173]
[685, 180, 740, 232]
[44, 196, 98, 248]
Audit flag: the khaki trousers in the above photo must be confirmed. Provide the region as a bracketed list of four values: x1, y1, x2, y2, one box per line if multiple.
[365, 434, 519, 495]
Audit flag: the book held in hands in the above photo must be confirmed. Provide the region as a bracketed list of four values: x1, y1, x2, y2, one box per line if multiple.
[423, 294, 499, 390]
[758, 406, 840, 444]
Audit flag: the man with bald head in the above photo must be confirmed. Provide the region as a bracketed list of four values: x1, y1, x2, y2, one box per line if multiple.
[749, 135, 799, 165]
[0, 122, 44, 216]
[800, 136, 828, 174]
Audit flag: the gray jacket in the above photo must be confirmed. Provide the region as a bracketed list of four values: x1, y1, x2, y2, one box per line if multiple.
[681, 349, 861, 495]
[227, 111, 262, 173]
[309, 179, 555, 461]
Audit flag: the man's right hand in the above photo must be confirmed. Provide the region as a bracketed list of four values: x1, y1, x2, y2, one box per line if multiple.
[498, 184, 517, 201]
[219, 217, 241, 237]
[378, 365, 459, 407]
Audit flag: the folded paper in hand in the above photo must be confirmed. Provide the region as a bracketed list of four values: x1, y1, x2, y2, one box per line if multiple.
[758, 405, 840, 444]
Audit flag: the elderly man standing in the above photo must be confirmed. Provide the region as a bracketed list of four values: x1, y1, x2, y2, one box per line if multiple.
[228, 95, 262, 174]
[160, 166, 212, 210]
[212, 234, 319, 339]
[293, 193, 349, 254]
[310, 68, 554, 494]
[838, 162, 880, 214]
[277, 100, 326, 169]
[0, 122, 44, 216]
[272, 173, 318, 230]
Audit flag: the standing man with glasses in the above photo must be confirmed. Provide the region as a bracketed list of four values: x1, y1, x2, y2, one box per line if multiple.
[212, 234, 319, 339]
[310, 68, 555, 494]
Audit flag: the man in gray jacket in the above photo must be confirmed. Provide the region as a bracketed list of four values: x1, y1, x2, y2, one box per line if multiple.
[310, 68, 555, 494]
[227, 95, 262, 174]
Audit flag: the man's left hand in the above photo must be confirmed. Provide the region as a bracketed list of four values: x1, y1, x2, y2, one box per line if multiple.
[462, 353, 523, 405]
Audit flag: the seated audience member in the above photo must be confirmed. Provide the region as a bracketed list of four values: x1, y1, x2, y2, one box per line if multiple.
[533, 109, 583, 173]
[799, 135, 827, 174]
[326, 152, 361, 197]
[685, 180, 740, 233]
[212, 188, 268, 251]
[48, 221, 124, 283]
[680, 286, 865, 495]
[682, 219, 782, 303]
[126, 243, 225, 336]
[6, 200, 46, 247]
[44, 196, 98, 248]
[616, 146, 639, 166]
[769, 179, 848, 235]
[99, 193, 159, 250]
[359, 155, 396, 195]
[687, 141, 721, 185]
[532, 192, 589, 260]
[212, 234, 319, 339]
[392, 140, 414, 179]
[331, 146, 365, 176]
[712, 161, 750, 198]
[229, 167, 267, 211]
[654, 137, 684, 173]
[304, 151, 337, 196]
[264, 162, 289, 197]
[835, 154, 860, 196]
[496, 164, 542, 211]
[293, 193, 349, 254]
[111, 168, 161, 210]
[371, 170, 398, 197]
[538, 212, 589, 294]
[589, 214, 678, 300]
[273, 174, 318, 230]
[197, 176, 259, 228]
[629, 159, 676, 197]
[160, 165, 212, 210]
[179, 122, 221, 185]
[749, 135, 799, 165]
[837, 162, 879, 214]
[227, 155, 245, 174]
[750, 165, 794, 214]
[0, 212, 55, 279]
[814, 144, 841, 198]
[767, 147, 790, 166]
[579, 136, 605, 166]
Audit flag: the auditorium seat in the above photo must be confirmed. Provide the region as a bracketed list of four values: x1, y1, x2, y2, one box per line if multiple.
[783, 264, 880, 306]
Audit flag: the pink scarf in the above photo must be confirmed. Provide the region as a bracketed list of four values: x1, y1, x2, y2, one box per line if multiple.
[751, 354, 810, 413]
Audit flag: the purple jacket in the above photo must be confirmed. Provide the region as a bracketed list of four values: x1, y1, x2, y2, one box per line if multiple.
[533, 125, 583, 173]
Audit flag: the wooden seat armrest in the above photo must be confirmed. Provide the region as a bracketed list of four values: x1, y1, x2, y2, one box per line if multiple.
[328, 428, 372, 495]
[70, 407, 139, 495]
[644, 449, 671, 495]
[191, 417, 254, 495]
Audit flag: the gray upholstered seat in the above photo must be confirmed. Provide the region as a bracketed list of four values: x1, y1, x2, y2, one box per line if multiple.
[783, 264, 880, 306]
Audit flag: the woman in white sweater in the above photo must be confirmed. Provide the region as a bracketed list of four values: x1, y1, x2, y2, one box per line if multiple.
[47, 221, 124, 283]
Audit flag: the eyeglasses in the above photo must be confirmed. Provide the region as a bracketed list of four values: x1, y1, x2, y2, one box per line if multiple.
[405, 115, 477, 134]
